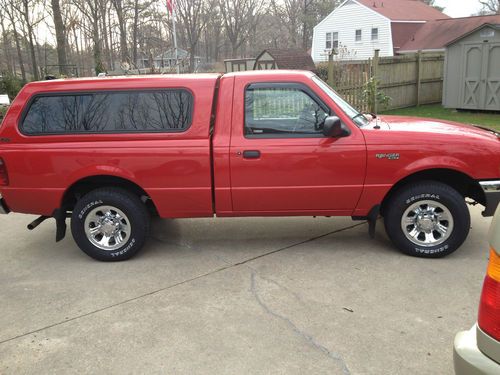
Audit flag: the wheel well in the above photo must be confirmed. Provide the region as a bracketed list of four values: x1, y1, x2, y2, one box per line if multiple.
[380, 169, 485, 216]
[62, 175, 158, 216]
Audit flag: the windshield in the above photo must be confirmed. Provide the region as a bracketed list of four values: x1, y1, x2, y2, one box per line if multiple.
[312, 76, 369, 127]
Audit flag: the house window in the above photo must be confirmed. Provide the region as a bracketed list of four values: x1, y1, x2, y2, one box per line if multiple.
[326, 32, 339, 50]
[332, 32, 339, 49]
[371, 28, 379, 41]
[326, 32, 332, 49]
[355, 29, 362, 42]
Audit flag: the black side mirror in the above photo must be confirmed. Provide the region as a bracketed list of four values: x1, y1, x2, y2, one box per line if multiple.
[322, 116, 351, 137]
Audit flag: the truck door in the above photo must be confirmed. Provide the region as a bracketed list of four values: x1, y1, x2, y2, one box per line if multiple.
[229, 77, 366, 215]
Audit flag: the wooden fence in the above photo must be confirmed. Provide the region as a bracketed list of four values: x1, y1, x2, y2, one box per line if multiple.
[327, 50, 445, 112]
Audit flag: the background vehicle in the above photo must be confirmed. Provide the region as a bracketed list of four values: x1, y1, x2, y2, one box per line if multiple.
[0, 71, 499, 261]
[454, 205, 500, 374]
[0, 94, 9, 107]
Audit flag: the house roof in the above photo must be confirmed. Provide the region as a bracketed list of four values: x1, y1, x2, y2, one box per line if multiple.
[400, 14, 500, 51]
[356, 0, 449, 21]
[255, 49, 317, 71]
[391, 22, 426, 50]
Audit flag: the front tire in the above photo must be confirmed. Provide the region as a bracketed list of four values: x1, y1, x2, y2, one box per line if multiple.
[71, 188, 150, 261]
[384, 181, 470, 258]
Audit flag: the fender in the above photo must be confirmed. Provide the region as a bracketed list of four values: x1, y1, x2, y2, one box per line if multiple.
[395, 156, 474, 183]
[353, 156, 477, 217]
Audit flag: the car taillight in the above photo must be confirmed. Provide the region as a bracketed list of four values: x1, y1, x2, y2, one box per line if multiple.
[0, 158, 8, 186]
[478, 248, 500, 340]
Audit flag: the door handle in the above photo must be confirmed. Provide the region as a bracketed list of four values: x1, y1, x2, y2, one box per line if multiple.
[242, 150, 261, 159]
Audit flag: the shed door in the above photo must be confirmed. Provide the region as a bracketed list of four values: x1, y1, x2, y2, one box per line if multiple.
[485, 43, 500, 111]
[461, 44, 484, 109]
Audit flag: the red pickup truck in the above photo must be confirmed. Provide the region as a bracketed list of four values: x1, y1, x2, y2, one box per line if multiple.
[0, 70, 499, 261]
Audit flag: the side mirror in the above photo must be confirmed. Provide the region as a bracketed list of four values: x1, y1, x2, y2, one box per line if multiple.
[322, 116, 351, 138]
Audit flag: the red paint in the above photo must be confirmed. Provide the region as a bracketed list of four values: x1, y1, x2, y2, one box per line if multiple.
[0, 71, 499, 218]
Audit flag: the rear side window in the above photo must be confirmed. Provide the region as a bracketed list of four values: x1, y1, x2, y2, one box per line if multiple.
[21, 89, 193, 135]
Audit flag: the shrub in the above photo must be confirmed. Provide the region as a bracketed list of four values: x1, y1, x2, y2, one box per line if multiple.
[315, 63, 328, 81]
[1, 73, 25, 100]
[362, 77, 391, 112]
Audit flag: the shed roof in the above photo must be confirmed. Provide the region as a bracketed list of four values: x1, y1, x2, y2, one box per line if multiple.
[445, 23, 500, 46]
[255, 49, 317, 71]
[400, 14, 500, 51]
[356, 0, 449, 21]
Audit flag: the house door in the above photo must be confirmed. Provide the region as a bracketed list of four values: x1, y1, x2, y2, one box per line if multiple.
[462, 42, 500, 110]
[485, 43, 500, 110]
[462, 44, 484, 109]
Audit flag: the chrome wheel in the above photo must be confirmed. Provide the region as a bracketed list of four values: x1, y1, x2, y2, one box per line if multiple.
[84, 205, 131, 251]
[401, 200, 454, 247]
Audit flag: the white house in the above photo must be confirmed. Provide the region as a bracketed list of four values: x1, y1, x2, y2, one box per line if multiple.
[311, 0, 448, 62]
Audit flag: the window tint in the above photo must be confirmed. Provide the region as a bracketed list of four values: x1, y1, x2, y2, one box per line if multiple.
[21, 89, 193, 135]
[245, 84, 329, 137]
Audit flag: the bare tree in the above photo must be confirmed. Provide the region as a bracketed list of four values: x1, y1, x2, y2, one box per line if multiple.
[111, 0, 129, 64]
[479, 0, 500, 14]
[219, 0, 263, 57]
[13, 0, 43, 80]
[176, 0, 207, 72]
[72, 0, 106, 74]
[0, 8, 13, 74]
[51, 0, 69, 75]
[4, 1, 26, 81]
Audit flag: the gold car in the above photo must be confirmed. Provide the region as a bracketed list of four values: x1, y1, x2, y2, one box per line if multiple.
[454, 206, 500, 374]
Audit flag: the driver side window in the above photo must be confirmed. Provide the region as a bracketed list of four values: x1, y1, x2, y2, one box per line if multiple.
[244, 83, 330, 138]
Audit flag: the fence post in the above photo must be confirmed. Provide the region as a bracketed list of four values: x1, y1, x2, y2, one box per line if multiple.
[327, 51, 334, 87]
[371, 49, 380, 114]
[416, 50, 422, 106]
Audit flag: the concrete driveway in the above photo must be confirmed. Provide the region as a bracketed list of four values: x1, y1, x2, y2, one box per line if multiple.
[0, 206, 491, 374]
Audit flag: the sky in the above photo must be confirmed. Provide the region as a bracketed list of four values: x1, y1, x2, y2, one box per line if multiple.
[434, 0, 485, 17]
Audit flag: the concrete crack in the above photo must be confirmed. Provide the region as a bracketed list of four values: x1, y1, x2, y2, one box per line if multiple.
[250, 272, 351, 375]
[0, 222, 365, 346]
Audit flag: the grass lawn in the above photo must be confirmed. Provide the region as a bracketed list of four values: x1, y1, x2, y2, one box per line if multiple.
[382, 104, 500, 131]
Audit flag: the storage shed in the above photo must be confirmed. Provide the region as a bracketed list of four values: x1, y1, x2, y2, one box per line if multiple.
[253, 49, 317, 72]
[443, 23, 500, 111]
[224, 58, 256, 73]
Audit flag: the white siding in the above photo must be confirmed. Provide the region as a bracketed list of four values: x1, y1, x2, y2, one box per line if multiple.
[312, 0, 393, 62]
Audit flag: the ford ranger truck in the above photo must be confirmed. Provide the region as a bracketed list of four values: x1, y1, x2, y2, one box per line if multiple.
[0, 70, 499, 261]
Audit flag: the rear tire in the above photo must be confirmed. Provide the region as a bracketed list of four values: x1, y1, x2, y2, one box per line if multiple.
[71, 188, 150, 261]
[384, 181, 470, 258]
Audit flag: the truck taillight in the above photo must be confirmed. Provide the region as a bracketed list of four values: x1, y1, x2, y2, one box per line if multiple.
[478, 248, 500, 341]
[0, 158, 8, 186]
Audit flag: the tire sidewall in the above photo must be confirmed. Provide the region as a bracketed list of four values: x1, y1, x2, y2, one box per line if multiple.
[71, 190, 147, 261]
[385, 183, 470, 258]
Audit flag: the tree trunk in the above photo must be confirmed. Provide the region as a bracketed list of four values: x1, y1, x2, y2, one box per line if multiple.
[301, 0, 309, 50]
[0, 17, 13, 74]
[189, 44, 196, 72]
[22, 0, 39, 80]
[113, 0, 129, 64]
[93, 19, 104, 74]
[6, 8, 26, 81]
[50, 0, 68, 75]
[132, 0, 140, 66]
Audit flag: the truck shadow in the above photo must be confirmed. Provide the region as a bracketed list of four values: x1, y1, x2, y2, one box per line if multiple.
[143, 216, 400, 260]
